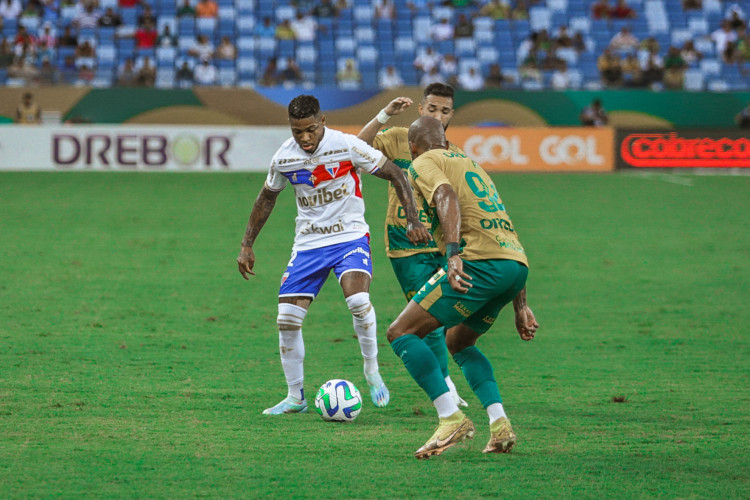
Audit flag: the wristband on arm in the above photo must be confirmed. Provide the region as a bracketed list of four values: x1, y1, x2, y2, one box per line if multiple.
[445, 242, 460, 258]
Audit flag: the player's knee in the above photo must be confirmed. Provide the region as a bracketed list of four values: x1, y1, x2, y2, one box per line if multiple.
[345, 292, 373, 320]
[277, 303, 307, 331]
[445, 332, 472, 355]
[386, 322, 400, 344]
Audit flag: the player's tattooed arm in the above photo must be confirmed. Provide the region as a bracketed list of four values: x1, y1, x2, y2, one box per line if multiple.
[237, 186, 281, 279]
[433, 184, 472, 293]
[357, 97, 413, 145]
[374, 159, 431, 245]
[513, 287, 539, 341]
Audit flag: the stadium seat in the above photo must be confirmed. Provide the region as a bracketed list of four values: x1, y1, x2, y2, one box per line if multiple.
[684, 69, 705, 91]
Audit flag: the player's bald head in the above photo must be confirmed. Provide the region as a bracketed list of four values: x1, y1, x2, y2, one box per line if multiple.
[408, 116, 447, 156]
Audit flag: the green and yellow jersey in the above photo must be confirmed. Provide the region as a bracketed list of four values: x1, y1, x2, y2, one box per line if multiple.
[408, 148, 528, 266]
[373, 127, 465, 259]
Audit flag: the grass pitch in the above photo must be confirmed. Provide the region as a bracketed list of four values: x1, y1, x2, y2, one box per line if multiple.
[1, 171, 748, 498]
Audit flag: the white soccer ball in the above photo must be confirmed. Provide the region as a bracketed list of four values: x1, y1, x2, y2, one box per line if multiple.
[314, 379, 362, 422]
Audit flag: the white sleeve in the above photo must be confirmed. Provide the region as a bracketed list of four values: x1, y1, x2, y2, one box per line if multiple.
[345, 134, 386, 174]
[265, 154, 287, 192]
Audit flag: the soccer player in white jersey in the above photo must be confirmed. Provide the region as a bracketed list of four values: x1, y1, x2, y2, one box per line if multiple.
[237, 94, 431, 415]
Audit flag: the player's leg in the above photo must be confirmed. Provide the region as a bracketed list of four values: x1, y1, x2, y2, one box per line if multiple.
[390, 254, 468, 407]
[334, 236, 390, 407]
[263, 248, 329, 415]
[386, 300, 474, 459]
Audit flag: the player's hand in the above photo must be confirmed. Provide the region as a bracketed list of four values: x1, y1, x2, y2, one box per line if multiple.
[384, 97, 413, 117]
[237, 246, 256, 280]
[406, 220, 433, 245]
[447, 255, 472, 293]
[514, 306, 539, 341]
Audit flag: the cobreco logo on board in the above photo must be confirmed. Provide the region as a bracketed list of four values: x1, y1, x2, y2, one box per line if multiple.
[452, 127, 614, 172]
[618, 131, 750, 168]
[51, 132, 232, 170]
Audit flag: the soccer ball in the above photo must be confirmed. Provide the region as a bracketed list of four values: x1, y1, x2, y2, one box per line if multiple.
[314, 379, 362, 422]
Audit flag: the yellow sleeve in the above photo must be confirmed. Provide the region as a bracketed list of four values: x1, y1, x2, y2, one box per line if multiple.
[409, 153, 451, 206]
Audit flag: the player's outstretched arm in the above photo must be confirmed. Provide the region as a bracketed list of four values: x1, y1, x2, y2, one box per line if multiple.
[356, 97, 413, 145]
[433, 184, 472, 293]
[373, 159, 431, 245]
[512, 287, 539, 341]
[237, 186, 281, 280]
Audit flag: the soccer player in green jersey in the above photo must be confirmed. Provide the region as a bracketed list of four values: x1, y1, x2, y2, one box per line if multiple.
[358, 83, 468, 407]
[387, 116, 540, 459]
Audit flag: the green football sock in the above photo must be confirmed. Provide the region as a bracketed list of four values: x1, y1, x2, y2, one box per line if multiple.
[391, 334, 450, 401]
[453, 346, 502, 408]
[423, 327, 449, 378]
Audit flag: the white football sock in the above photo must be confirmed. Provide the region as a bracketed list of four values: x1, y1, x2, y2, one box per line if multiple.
[433, 392, 460, 419]
[345, 292, 380, 376]
[487, 403, 507, 424]
[277, 303, 308, 401]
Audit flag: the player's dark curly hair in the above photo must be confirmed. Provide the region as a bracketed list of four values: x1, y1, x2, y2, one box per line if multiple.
[423, 83, 455, 100]
[288, 95, 321, 120]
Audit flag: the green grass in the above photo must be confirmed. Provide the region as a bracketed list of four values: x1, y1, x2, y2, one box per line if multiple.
[1, 172, 748, 498]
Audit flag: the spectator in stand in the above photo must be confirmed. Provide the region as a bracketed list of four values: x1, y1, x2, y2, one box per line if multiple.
[735, 102, 750, 128]
[484, 63, 511, 88]
[662, 46, 686, 89]
[20, 0, 42, 20]
[519, 47, 543, 82]
[74, 38, 96, 68]
[710, 20, 737, 60]
[133, 19, 158, 49]
[722, 40, 739, 63]
[39, 57, 58, 84]
[430, 18, 453, 42]
[579, 99, 608, 127]
[555, 26, 573, 48]
[454, 13, 473, 38]
[680, 39, 703, 66]
[622, 52, 642, 86]
[419, 65, 445, 87]
[290, 11, 317, 42]
[336, 57, 362, 88]
[379, 64, 404, 88]
[682, 0, 701, 10]
[116, 57, 138, 85]
[737, 28, 750, 68]
[195, 0, 218, 19]
[138, 4, 156, 27]
[258, 56, 278, 86]
[176, 0, 195, 17]
[572, 31, 587, 53]
[254, 17, 275, 37]
[610, 0, 636, 19]
[9, 58, 40, 83]
[157, 24, 177, 47]
[312, 0, 338, 18]
[0, 0, 22, 21]
[591, 0, 610, 19]
[413, 46, 441, 77]
[74, 3, 101, 29]
[439, 53, 458, 86]
[98, 7, 122, 27]
[0, 37, 13, 68]
[188, 33, 213, 59]
[511, 0, 529, 20]
[137, 56, 155, 86]
[551, 60, 571, 90]
[275, 19, 295, 40]
[58, 25, 78, 47]
[597, 47, 623, 87]
[457, 65, 484, 90]
[641, 55, 664, 88]
[278, 56, 304, 86]
[176, 60, 193, 87]
[216, 36, 236, 60]
[193, 55, 217, 84]
[726, 5, 746, 31]
[609, 26, 639, 54]
[480, 0, 510, 20]
[37, 22, 56, 56]
[542, 43, 565, 70]
[375, 0, 394, 19]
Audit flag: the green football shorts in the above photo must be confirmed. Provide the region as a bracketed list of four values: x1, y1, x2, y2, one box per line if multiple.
[389, 252, 446, 301]
[413, 259, 528, 334]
